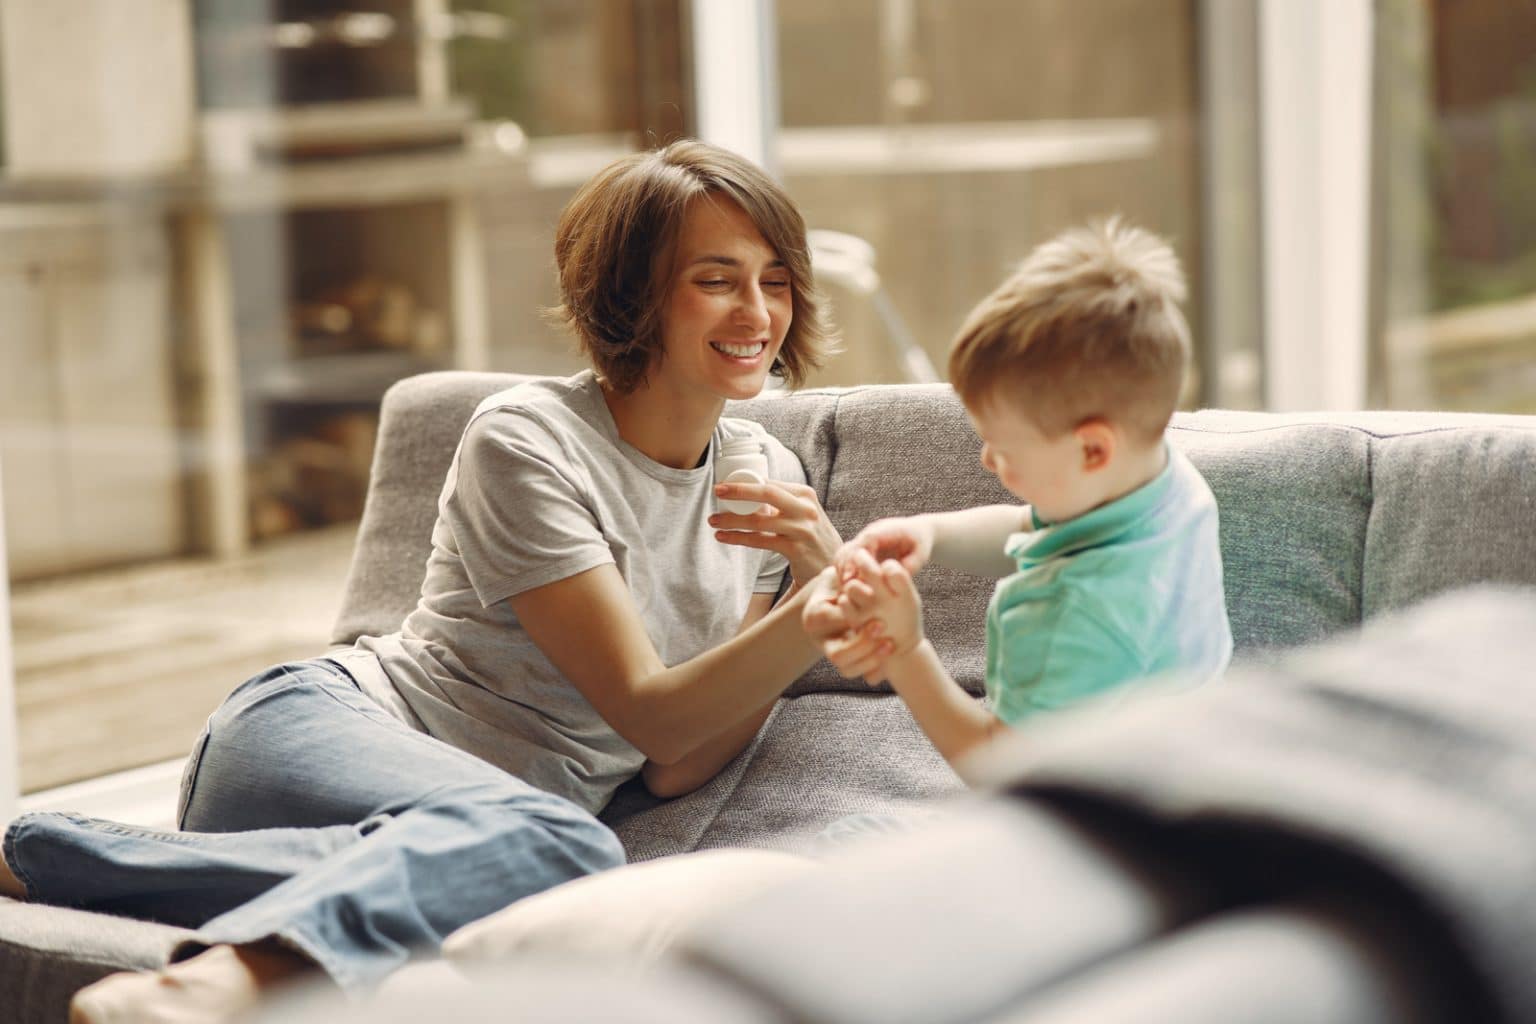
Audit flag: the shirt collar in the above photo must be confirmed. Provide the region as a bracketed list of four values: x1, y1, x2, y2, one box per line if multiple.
[1007, 442, 1176, 565]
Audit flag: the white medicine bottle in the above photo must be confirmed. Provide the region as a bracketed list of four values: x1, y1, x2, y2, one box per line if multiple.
[715, 437, 769, 516]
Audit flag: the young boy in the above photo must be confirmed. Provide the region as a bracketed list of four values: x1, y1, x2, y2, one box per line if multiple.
[803, 219, 1232, 769]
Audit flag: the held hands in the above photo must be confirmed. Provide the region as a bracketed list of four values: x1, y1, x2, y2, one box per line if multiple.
[801, 553, 926, 683]
[711, 481, 842, 587]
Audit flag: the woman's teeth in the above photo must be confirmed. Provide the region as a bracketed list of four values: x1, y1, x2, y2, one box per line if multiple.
[711, 341, 765, 358]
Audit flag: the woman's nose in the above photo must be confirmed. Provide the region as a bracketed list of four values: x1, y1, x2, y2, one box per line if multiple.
[734, 284, 771, 331]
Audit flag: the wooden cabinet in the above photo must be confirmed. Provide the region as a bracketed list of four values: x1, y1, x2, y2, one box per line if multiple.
[0, 214, 182, 579]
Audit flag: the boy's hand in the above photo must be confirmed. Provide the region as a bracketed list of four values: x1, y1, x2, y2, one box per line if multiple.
[818, 552, 925, 683]
[823, 620, 894, 682]
[839, 552, 924, 657]
[835, 516, 935, 579]
[803, 565, 895, 683]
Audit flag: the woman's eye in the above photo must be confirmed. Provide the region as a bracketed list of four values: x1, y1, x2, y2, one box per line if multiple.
[762, 279, 791, 290]
[698, 278, 730, 288]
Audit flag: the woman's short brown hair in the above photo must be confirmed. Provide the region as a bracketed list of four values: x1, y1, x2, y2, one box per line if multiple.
[948, 218, 1192, 444]
[551, 139, 836, 393]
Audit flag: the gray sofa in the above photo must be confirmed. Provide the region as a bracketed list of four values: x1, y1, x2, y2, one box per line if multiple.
[4, 372, 1536, 1023]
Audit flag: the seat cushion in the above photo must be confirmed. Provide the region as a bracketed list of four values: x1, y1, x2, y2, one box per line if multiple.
[331, 371, 535, 646]
[0, 899, 190, 1024]
[605, 692, 963, 861]
[441, 849, 818, 966]
[1171, 412, 1372, 654]
[1363, 421, 1536, 617]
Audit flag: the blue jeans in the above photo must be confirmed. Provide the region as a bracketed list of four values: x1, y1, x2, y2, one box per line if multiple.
[2, 660, 625, 994]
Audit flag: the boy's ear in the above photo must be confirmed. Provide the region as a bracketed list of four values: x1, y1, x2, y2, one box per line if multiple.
[1074, 418, 1116, 472]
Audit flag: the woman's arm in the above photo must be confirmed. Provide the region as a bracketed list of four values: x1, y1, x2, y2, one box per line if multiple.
[641, 592, 780, 797]
[507, 570, 820, 767]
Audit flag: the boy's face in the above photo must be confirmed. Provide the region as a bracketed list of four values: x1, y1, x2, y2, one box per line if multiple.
[965, 398, 1100, 522]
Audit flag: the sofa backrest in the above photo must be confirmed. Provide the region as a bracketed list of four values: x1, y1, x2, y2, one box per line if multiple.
[333, 373, 1536, 694]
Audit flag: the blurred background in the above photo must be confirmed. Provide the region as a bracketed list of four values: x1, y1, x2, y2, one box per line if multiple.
[0, 0, 1532, 799]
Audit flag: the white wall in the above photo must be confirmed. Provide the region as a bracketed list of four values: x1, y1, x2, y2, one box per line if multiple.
[1259, 0, 1374, 411]
[689, 0, 780, 172]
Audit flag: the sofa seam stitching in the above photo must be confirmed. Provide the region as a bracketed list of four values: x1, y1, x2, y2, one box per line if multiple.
[1359, 432, 1376, 622]
[1172, 421, 1536, 440]
[688, 700, 786, 851]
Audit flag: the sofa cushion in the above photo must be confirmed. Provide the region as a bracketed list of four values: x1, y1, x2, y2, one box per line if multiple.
[331, 371, 535, 646]
[678, 799, 1205, 1024]
[1170, 412, 1372, 654]
[441, 849, 817, 966]
[1363, 421, 1536, 617]
[254, 959, 779, 1024]
[605, 692, 963, 861]
[0, 899, 190, 1024]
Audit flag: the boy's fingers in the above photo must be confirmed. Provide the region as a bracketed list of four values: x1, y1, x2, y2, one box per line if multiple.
[880, 559, 915, 596]
[828, 620, 882, 652]
[828, 645, 879, 678]
[887, 562, 919, 600]
[826, 625, 884, 666]
[803, 601, 849, 637]
[842, 641, 895, 680]
[844, 547, 882, 585]
[842, 579, 878, 612]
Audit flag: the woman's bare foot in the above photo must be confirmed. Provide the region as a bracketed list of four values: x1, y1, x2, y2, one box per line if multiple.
[68, 942, 313, 1024]
[0, 843, 26, 900]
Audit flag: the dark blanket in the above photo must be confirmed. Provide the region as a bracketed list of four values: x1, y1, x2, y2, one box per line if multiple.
[966, 584, 1536, 1024]
[676, 586, 1536, 1024]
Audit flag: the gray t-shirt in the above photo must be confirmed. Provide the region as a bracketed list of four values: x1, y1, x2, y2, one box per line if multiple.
[334, 370, 801, 814]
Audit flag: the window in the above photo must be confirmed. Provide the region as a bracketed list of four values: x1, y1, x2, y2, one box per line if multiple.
[0, 1, 686, 795]
[773, 0, 1216, 400]
[1373, 0, 1536, 413]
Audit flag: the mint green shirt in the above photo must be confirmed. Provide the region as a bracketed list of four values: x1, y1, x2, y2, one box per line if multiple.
[984, 444, 1232, 724]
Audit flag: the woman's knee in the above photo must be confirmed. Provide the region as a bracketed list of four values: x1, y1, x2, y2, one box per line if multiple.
[496, 791, 624, 874]
[429, 785, 625, 877]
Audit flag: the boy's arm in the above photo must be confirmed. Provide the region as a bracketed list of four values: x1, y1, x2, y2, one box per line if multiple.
[822, 559, 1008, 768]
[925, 505, 1032, 578]
[840, 505, 1028, 581]
[882, 640, 1009, 768]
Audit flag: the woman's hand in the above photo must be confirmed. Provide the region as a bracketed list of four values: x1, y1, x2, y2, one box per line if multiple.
[834, 516, 936, 580]
[710, 480, 842, 587]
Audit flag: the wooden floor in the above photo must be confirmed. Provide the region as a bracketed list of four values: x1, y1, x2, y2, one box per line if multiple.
[12, 525, 357, 792]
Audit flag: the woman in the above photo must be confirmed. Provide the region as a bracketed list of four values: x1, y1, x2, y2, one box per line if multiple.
[0, 139, 844, 1022]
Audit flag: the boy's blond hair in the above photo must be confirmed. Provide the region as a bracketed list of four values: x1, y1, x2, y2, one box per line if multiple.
[948, 218, 1191, 444]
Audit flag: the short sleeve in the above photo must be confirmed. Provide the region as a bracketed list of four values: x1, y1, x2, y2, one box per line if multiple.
[991, 590, 1147, 724]
[443, 409, 615, 607]
[754, 432, 805, 593]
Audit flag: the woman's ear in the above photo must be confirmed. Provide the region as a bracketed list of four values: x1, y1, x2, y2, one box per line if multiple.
[1074, 418, 1117, 472]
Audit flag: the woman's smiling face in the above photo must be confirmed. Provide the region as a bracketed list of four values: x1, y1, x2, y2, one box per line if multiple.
[654, 194, 793, 402]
